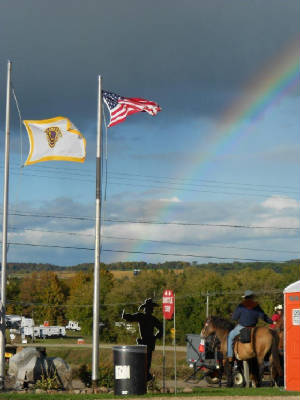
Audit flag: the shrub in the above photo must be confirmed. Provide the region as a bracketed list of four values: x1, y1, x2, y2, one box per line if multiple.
[78, 363, 114, 388]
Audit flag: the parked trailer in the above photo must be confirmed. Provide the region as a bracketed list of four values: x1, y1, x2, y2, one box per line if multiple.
[66, 320, 81, 331]
[22, 325, 66, 338]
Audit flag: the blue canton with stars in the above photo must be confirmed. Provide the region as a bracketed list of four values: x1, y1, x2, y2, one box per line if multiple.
[102, 91, 123, 110]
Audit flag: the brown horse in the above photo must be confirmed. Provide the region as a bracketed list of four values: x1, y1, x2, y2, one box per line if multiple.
[201, 316, 282, 387]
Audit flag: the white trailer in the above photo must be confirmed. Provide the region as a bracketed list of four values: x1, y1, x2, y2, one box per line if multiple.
[21, 317, 34, 328]
[21, 325, 66, 338]
[66, 320, 81, 331]
[39, 325, 66, 337]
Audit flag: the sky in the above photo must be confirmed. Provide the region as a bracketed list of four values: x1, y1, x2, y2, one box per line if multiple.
[0, 0, 299, 266]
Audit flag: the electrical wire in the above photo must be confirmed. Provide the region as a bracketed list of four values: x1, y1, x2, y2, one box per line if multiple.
[4, 241, 290, 262]
[7, 163, 299, 192]
[6, 288, 285, 309]
[8, 227, 299, 260]
[6, 210, 299, 230]
[4, 165, 299, 198]
[8, 226, 298, 255]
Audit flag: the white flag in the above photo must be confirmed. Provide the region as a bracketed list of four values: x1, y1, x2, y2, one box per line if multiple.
[23, 116, 86, 165]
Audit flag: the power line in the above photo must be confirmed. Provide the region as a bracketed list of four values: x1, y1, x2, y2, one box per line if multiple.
[104, 218, 299, 231]
[107, 174, 300, 195]
[102, 249, 285, 263]
[7, 211, 299, 231]
[8, 227, 299, 255]
[108, 171, 300, 191]
[107, 180, 299, 199]
[10, 170, 298, 198]
[6, 165, 300, 199]
[7, 164, 299, 192]
[6, 288, 285, 309]
[4, 241, 289, 262]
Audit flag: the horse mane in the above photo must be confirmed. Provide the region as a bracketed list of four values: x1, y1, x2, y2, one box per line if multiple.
[210, 316, 235, 331]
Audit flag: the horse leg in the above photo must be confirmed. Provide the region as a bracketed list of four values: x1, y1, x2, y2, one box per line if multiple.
[248, 358, 258, 387]
[269, 340, 284, 386]
[269, 354, 277, 387]
[256, 355, 265, 387]
[225, 359, 233, 387]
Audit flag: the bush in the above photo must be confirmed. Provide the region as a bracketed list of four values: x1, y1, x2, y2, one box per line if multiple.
[35, 370, 61, 391]
[78, 363, 114, 388]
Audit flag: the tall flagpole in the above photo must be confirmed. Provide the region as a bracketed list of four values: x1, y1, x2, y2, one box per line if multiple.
[0, 60, 12, 390]
[92, 75, 102, 386]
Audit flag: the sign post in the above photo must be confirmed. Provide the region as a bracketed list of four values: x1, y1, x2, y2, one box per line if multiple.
[162, 290, 175, 393]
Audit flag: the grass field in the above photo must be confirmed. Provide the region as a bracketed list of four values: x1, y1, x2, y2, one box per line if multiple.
[2, 345, 300, 399]
[0, 387, 299, 399]
[43, 346, 189, 380]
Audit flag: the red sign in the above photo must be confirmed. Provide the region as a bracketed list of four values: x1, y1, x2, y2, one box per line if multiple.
[162, 289, 174, 320]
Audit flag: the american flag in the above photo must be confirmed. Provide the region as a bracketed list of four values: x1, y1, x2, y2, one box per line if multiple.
[102, 90, 161, 127]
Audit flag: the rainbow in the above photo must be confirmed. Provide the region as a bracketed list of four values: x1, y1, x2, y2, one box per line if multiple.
[118, 39, 300, 261]
[179, 38, 300, 185]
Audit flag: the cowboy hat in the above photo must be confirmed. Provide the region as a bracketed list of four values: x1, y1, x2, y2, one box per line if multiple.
[242, 290, 255, 298]
[138, 298, 158, 310]
[275, 304, 283, 311]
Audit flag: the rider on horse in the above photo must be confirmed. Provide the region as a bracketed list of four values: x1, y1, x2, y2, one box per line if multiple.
[227, 290, 273, 361]
[270, 304, 283, 330]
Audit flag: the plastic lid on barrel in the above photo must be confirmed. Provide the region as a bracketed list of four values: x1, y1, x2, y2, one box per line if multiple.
[113, 345, 147, 353]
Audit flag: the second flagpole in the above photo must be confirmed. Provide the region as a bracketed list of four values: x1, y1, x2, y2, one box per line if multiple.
[92, 75, 102, 386]
[0, 60, 12, 390]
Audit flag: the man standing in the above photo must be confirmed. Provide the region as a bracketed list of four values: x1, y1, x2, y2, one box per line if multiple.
[122, 298, 163, 381]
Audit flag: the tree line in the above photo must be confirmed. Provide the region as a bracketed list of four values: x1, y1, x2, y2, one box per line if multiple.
[6, 260, 299, 345]
[5, 259, 299, 274]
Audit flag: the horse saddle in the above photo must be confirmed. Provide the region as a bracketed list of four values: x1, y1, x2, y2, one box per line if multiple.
[238, 327, 252, 343]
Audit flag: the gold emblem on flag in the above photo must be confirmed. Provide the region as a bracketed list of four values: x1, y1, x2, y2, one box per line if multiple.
[45, 126, 62, 148]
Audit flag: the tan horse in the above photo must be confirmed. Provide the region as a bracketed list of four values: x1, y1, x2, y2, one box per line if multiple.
[201, 316, 283, 387]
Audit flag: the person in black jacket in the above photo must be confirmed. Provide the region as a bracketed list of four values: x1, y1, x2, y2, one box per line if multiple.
[227, 290, 272, 360]
[122, 298, 163, 381]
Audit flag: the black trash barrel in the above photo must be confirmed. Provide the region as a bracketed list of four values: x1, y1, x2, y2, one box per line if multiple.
[113, 345, 147, 395]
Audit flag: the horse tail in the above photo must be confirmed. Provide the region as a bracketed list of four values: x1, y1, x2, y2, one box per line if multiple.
[270, 329, 283, 378]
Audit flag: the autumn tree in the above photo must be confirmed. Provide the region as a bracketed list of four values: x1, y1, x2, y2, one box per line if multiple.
[66, 269, 114, 336]
[19, 271, 67, 325]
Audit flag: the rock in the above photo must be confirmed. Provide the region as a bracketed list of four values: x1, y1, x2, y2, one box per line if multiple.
[182, 387, 193, 393]
[8, 347, 41, 389]
[71, 379, 86, 389]
[73, 389, 81, 394]
[8, 347, 72, 390]
[99, 386, 109, 393]
[35, 389, 46, 394]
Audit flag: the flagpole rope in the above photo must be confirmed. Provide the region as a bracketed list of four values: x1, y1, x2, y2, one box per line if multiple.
[11, 85, 24, 167]
[11, 84, 25, 243]
[102, 102, 109, 201]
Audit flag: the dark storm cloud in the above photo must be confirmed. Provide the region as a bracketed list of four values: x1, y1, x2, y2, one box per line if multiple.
[0, 0, 298, 125]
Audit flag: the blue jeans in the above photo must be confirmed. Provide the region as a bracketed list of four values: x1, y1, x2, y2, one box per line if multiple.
[227, 324, 244, 358]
